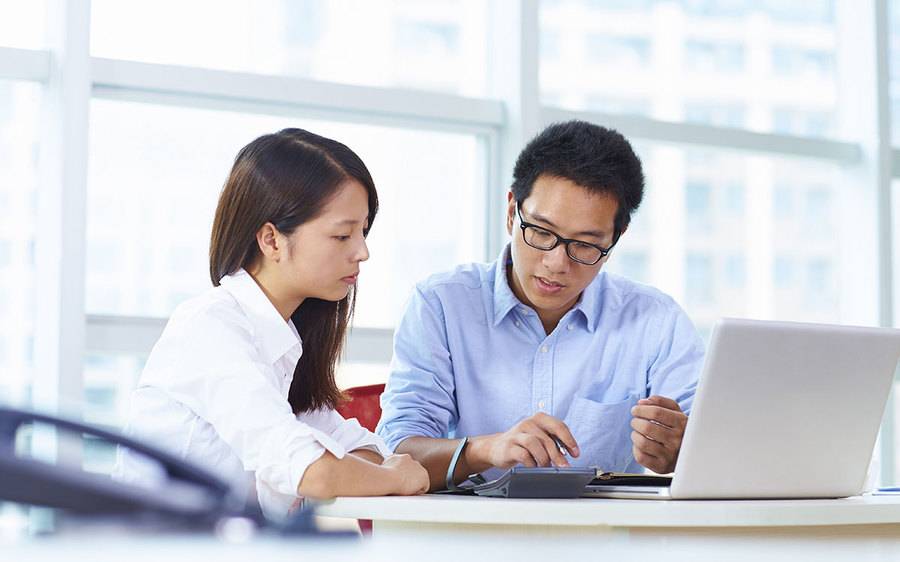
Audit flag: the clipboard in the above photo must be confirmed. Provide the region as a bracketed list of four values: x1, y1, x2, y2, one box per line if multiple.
[435, 466, 599, 498]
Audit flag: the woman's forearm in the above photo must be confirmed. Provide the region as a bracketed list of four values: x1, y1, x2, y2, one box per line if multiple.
[297, 451, 396, 499]
[349, 447, 384, 465]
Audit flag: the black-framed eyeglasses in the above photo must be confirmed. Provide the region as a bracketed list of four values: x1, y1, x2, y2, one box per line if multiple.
[516, 204, 618, 266]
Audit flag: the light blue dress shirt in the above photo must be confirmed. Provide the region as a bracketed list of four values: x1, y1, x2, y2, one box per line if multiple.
[377, 245, 705, 475]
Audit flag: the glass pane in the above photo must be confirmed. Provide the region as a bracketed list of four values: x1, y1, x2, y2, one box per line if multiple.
[890, 0, 900, 144]
[603, 144, 857, 343]
[90, 0, 488, 97]
[82, 352, 146, 474]
[86, 99, 486, 329]
[540, 0, 838, 138]
[337, 361, 390, 390]
[0, 80, 41, 408]
[0, 0, 46, 49]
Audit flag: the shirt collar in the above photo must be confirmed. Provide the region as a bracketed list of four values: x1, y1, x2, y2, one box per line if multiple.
[491, 245, 521, 327]
[491, 243, 602, 332]
[574, 272, 601, 332]
[219, 268, 302, 365]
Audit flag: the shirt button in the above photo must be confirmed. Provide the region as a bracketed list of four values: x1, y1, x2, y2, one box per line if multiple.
[567, 324, 574, 331]
[515, 320, 521, 327]
[538, 400, 545, 409]
[541, 345, 549, 353]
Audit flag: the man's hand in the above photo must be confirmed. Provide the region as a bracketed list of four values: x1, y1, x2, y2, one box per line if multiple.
[470, 412, 580, 469]
[630, 395, 687, 474]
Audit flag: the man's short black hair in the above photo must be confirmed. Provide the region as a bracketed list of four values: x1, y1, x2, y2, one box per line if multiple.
[511, 120, 644, 237]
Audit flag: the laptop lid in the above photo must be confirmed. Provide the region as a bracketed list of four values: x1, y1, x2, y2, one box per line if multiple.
[670, 318, 900, 499]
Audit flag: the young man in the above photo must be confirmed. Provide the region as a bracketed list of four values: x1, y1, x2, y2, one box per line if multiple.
[377, 121, 704, 490]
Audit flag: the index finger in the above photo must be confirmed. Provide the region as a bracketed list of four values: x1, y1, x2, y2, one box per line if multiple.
[640, 395, 682, 411]
[533, 414, 580, 457]
[631, 404, 686, 429]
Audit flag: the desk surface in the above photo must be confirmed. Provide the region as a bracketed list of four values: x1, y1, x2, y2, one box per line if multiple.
[8, 532, 900, 562]
[315, 494, 900, 528]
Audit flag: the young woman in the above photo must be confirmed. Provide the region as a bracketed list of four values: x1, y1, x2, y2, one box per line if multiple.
[115, 128, 429, 519]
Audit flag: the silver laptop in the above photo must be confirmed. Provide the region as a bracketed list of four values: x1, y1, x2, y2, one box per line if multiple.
[585, 318, 900, 500]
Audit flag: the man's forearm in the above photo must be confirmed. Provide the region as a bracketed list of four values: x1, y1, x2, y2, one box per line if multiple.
[396, 435, 496, 491]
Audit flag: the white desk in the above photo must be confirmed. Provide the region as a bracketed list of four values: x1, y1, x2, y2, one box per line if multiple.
[315, 494, 900, 540]
[7, 525, 900, 562]
[6, 498, 900, 562]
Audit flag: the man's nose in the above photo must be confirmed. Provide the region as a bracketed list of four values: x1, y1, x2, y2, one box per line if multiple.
[542, 243, 570, 273]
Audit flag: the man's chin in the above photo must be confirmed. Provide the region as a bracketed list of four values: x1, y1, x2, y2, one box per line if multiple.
[526, 292, 570, 313]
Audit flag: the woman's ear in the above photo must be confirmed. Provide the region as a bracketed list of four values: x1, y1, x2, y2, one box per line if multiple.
[256, 222, 282, 263]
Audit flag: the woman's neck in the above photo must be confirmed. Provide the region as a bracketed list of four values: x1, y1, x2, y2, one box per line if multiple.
[247, 264, 304, 321]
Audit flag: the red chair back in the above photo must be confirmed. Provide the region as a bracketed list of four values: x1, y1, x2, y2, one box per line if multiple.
[336, 383, 386, 536]
[336, 384, 385, 432]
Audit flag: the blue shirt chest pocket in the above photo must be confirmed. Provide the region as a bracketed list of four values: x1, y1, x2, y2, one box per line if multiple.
[563, 393, 640, 473]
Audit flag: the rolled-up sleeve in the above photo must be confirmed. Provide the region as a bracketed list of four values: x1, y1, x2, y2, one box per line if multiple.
[647, 305, 705, 415]
[141, 308, 344, 498]
[377, 285, 459, 451]
[304, 409, 392, 458]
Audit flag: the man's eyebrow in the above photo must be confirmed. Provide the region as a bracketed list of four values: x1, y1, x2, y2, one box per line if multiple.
[529, 211, 608, 239]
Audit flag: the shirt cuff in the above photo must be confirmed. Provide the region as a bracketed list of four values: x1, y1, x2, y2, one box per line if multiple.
[331, 416, 393, 457]
[254, 420, 348, 499]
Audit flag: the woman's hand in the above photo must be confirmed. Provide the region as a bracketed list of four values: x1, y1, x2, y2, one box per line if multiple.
[382, 453, 430, 495]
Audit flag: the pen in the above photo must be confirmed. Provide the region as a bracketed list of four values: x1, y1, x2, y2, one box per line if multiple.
[553, 436, 569, 457]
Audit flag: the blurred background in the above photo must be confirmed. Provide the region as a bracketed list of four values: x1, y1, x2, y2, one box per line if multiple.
[1, 0, 899, 485]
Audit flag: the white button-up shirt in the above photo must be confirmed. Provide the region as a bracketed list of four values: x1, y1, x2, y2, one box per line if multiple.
[114, 268, 390, 519]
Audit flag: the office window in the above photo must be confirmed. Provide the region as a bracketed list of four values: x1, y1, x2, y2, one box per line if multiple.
[682, 0, 834, 25]
[722, 182, 744, 216]
[774, 256, 794, 289]
[337, 361, 392, 391]
[540, 1, 838, 138]
[90, 0, 488, 96]
[616, 145, 849, 339]
[0, 80, 40, 409]
[584, 95, 652, 117]
[772, 108, 834, 138]
[585, 34, 651, 67]
[685, 40, 744, 74]
[888, 0, 900, 144]
[804, 187, 832, 236]
[680, 0, 749, 19]
[609, 252, 649, 284]
[771, 46, 834, 79]
[685, 180, 713, 234]
[685, 253, 714, 307]
[773, 184, 795, 219]
[588, 0, 653, 10]
[723, 254, 746, 289]
[82, 352, 146, 473]
[683, 102, 745, 128]
[541, 29, 562, 60]
[0, 0, 46, 49]
[86, 99, 486, 329]
[759, 0, 833, 25]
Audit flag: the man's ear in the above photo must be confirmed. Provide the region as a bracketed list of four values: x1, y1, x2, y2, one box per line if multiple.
[506, 191, 516, 235]
[256, 222, 282, 263]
